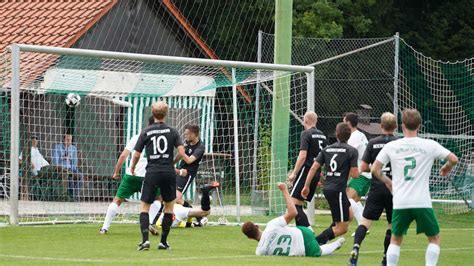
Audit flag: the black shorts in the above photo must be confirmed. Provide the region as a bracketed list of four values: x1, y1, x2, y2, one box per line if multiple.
[363, 190, 393, 223]
[141, 172, 176, 203]
[324, 189, 350, 222]
[290, 166, 320, 201]
[176, 174, 195, 194]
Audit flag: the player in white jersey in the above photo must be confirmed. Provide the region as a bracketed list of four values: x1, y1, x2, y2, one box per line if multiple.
[371, 109, 458, 266]
[99, 117, 162, 235]
[344, 112, 370, 228]
[242, 182, 345, 257]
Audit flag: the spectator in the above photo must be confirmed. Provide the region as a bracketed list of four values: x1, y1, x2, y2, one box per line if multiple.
[52, 134, 83, 200]
[30, 136, 49, 176]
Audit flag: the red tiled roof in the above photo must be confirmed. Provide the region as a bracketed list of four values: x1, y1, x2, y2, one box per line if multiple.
[0, 0, 118, 89]
[0, 0, 118, 52]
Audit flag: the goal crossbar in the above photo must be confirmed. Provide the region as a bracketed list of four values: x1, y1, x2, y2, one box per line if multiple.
[9, 44, 315, 73]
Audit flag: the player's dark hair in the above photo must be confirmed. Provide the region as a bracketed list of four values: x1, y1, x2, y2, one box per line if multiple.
[242, 221, 259, 239]
[148, 116, 155, 126]
[185, 124, 200, 136]
[336, 122, 351, 143]
[343, 112, 358, 128]
[402, 108, 422, 130]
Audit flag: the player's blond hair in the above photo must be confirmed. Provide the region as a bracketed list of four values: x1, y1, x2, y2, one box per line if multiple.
[304, 111, 318, 125]
[380, 112, 397, 131]
[152, 101, 168, 120]
[402, 108, 422, 130]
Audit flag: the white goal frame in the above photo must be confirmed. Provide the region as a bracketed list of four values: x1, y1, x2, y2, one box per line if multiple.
[7, 44, 315, 225]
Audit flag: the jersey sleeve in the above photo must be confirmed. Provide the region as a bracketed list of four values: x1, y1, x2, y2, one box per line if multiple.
[125, 135, 138, 152]
[192, 144, 205, 159]
[361, 141, 373, 164]
[265, 216, 287, 230]
[350, 148, 359, 167]
[375, 144, 390, 165]
[299, 130, 311, 151]
[315, 150, 325, 166]
[133, 132, 147, 152]
[432, 141, 451, 160]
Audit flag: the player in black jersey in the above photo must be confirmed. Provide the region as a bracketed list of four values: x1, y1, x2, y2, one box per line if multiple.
[175, 124, 205, 205]
[288, 112, 327, 227]
[131, 101, 193, 251]
[349, 112, 398, 266]
[302, 122, 359, 245]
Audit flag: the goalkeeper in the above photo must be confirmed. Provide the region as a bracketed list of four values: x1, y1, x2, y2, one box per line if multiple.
[99, 116, 161, 235]
[242, 182, 345, 257]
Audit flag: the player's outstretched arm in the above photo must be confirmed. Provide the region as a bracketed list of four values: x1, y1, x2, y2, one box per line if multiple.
[371, 160, 392, 192]
[113, 149, 130, 179]
[288, 150, 307, 182]
[277, 182, 297, 224]
[130, 151, 141, 176]
[439, 153, 458, 176]
[301, 161, 321, 199]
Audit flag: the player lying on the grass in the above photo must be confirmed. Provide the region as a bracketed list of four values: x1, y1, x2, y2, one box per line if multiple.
[100, 116, 161, 235]
[371, 109, 458, 266]
[242, 182, 345, 257]
[157, 181, 220, 228]
[301, 122, 359, 245]
[288, 111, 327, 228]
[348, 112, 398, 266]
[343, 112, 370, 229]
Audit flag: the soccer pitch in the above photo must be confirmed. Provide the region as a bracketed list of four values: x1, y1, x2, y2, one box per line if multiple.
[0, 213, 473, 265]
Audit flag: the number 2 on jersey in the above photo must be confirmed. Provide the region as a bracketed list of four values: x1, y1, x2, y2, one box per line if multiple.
[151, 135, 168, 154]
[403, 157, 416, 181]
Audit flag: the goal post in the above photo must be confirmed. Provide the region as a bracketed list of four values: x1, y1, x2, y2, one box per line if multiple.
[1, 44, 314, 225]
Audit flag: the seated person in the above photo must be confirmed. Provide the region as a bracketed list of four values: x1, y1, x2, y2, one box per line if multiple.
[242, 182, 345, 257]
[30, 136, 49, 176]
[157, 181, 219, 228]
[52, 134, 83, 200]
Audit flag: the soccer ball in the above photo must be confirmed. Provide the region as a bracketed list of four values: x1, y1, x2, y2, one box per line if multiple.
[65, 93, 81, 107]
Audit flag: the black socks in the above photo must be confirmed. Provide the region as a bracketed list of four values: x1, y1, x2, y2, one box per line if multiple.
[295, 205, 310, 227]
[354, 225, 368, 247]
[201, 188, 211, 211]
[383, 229, 392, 258]
[316, 226, 335, 245]
[139, 212, 149, 243]
[160, 213, 173, 244]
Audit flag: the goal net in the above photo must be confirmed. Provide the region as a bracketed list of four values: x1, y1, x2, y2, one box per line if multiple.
[397, 39, 473, 214]
[0, 45, 313, 225]
[261, 32, 473, 214]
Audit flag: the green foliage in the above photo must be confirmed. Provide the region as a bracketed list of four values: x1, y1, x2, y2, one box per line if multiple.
[257, 126, 272, 192]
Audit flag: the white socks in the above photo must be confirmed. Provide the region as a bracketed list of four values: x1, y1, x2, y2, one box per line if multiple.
[425, 243, 440, 266]
[349, 198, 363, 225]
[320, 238, 345, 256]
[102, 202, 119, 230]
[387, 244, 400, 266]
[149, 201, 162, 225]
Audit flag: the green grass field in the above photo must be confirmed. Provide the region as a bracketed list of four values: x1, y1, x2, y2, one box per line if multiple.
[1, 213, 473, 265]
